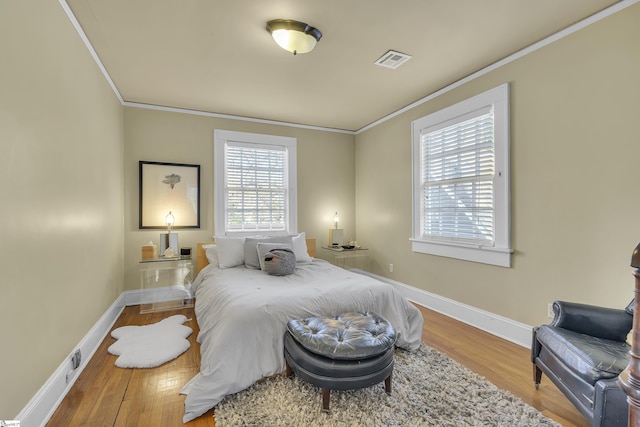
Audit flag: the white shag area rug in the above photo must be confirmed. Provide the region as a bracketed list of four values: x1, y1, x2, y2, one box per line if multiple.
[108, 314, 192, 368]
[215, 344, 561, 426]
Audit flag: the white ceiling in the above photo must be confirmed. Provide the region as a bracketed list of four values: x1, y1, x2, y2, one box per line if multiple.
[65, 0, 620, 132]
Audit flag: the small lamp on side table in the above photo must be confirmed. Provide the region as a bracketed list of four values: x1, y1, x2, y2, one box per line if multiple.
[329, 211, 343, 246]
[619, 242, 640, 426]
[160, 211, 178, 255]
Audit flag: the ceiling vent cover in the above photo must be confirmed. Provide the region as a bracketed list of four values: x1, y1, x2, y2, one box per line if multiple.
[374, 50, 412, 69]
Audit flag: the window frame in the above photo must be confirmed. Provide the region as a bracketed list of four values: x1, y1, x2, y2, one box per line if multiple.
[410, 83, 512, 267]
[214, 129, 297, 236]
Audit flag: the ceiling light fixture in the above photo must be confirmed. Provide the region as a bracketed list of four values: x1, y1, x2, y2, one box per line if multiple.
[266, 19, 322, 55]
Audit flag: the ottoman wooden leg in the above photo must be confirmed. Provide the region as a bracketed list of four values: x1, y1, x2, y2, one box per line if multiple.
[284, 360, 293, 377]
[385, 373, 392, 394]
[322, 388, 331, 412]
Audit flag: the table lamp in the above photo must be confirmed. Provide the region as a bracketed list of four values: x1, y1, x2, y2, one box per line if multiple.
[160, 211, 179, 256]
[329, 211, 343, 246]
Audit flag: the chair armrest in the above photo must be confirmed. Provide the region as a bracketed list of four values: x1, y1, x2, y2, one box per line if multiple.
[551, 301, 632, 342]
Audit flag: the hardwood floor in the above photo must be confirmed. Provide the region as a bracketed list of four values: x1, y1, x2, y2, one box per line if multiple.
[418, 306, 588, 427]
[47, 306, 214, 427]
[47, 303, 588, 426]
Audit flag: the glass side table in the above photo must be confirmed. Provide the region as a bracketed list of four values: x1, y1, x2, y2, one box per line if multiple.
[139, 257, 194, 314]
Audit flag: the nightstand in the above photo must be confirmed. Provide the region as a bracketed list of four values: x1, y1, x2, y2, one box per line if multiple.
[319, 247, 370, 271]
[139, 257, 194, 314]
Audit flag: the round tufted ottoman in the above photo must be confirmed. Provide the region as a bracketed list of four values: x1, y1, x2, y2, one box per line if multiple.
[284, 311, 396, 411]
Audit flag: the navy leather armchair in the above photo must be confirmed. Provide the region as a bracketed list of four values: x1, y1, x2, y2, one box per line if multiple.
[531, 300, 633, 426]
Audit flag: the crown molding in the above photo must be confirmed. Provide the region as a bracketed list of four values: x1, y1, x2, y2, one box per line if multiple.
[356, 0, 640, 134]
[58, 0, 123, 104]
[59, 0, 639, 135]
[123, 102, 354, 135]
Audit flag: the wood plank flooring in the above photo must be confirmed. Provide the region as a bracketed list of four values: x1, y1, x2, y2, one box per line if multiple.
[47, 303, 588, 426]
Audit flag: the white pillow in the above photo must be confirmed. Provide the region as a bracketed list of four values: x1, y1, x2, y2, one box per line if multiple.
[202, 244, 219, 267]
[215, 236, 246, 269]
[292, 232, 313, 263]
[256, 242, 292, 270]
[244, 235, 292, 269]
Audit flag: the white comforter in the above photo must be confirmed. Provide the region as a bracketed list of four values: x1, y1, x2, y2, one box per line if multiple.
[180, 259, 424, 423]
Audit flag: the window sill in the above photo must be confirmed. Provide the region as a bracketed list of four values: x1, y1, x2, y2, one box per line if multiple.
[410, 238, 512, 267]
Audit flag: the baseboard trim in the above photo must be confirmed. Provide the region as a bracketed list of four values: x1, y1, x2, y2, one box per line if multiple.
[17, 277, 532, 426]
[16, 293, 126, 427]
[16, 286, 193, 426]
[350, 269, 533, 348]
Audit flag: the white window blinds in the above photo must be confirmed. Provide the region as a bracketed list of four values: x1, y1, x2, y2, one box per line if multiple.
[421, 108, 495, 245]
[411, 83, 510, 266]
[224, 142, 288, 232]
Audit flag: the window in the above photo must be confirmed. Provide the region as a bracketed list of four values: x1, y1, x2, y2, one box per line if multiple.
[214, 129, 297, 235]
[411, 84, 511, 267]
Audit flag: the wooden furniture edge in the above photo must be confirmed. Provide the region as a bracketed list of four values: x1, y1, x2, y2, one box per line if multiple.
[196, 237, 317, 276]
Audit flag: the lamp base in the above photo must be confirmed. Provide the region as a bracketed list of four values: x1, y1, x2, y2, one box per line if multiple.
[160, 233, 179, 255]
[329, 229, 343, 246]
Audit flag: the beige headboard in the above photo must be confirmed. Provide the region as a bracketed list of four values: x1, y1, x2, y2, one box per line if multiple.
[196, 238, 317, 276]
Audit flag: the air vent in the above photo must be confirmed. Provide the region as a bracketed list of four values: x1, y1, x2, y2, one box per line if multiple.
[374, 50, 412, 69]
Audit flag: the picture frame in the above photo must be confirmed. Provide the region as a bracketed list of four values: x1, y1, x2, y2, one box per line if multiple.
[139, 161, 200, 229]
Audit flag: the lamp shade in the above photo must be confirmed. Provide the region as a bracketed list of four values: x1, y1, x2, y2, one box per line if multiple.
[266, 19, 322, 55]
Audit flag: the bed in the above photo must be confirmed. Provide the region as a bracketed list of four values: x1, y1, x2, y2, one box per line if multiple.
[180, 235, 424, 423]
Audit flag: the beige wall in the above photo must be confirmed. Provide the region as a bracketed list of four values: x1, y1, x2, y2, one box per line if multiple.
[123, 107, 355, 290]
[0, 0, 124, 418]
[355, 3, 640, 327]
[4, 0, 638, 419]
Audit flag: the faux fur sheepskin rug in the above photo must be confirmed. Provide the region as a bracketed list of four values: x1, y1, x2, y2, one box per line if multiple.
[215, 344, 561, 427]
[108, 314, 192, 368]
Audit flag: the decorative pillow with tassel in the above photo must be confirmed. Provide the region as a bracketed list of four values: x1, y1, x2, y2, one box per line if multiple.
[264, 249, 296, 276]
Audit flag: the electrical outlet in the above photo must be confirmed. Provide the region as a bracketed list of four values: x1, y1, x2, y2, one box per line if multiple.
[547, 303, 554, 318]
[389, 264, 394, 273]
[71, 349, 81, 369]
